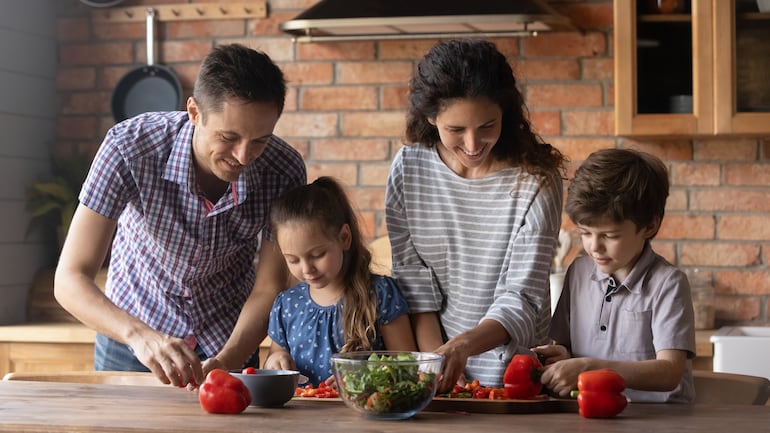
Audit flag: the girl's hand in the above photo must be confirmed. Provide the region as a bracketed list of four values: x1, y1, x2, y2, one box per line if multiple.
[264, 351, 295, 371]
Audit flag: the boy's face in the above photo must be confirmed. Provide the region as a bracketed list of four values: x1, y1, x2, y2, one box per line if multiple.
[576, 216, 659, 282]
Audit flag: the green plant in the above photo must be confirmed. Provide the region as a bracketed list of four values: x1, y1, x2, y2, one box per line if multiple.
[25, 150, 92, 242]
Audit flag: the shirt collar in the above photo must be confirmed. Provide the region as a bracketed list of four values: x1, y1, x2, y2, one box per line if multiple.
[590, 242, 656, 295]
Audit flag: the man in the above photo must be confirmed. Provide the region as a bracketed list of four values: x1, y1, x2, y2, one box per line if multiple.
[54, 44, 306, 387]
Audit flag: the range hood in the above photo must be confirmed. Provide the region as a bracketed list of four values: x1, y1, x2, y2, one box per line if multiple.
[280, 0, 575, 43]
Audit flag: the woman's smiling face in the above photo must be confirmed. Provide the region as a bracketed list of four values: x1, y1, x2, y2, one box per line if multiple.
[430, 96, 503, 179]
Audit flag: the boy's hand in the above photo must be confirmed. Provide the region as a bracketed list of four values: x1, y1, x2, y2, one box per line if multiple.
[263, 351, 295, 371]
[540, 357, 594, 397]
[531, 343, 569, 365]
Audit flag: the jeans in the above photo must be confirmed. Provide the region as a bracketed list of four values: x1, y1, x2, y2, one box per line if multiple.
[94, 333, 260, 371]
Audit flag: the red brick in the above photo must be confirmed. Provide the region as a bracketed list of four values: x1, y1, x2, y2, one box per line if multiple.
[764, 243, 770, 266]
[297, 42, 376, 61]
[284, 87, 298, 112]
[285, 139, 309, 160]
[562, 110, 614, 135]
[168, 63, 199, 92]
[92, 22, 145, 41]
[582, 58, 613, 80]
[526, 84, 603, 107]
[715, 270, 770, 295]
[249, 11, 297, 36]
[312, 139, 389, 161]
[152, 40, 214, 63]
[379, 40, 437, 60]
[165, 20, 247, 39]
[281, 62, 334, 85]
[714, 296, 761, 322]
[381, 86, 408, 110]
[361, 163, 392, 186]
[724, 163, 770, 186]
[762, 138, 770, 160]
[694, 138, 757, 161]
[357, 211, 376, 240]
[57, 116, 98, 140]
[718, 215, 770, 241]
[219, 37, 295, 62]
[618, 139, 693, 161]
[486, 38, 521, 57]
[523, 32, 607, 57]
[274, 112, 338, 138]
[658, 214, 714, 240]
[680, 242, 760, 267]
[336, 62, 413, 85]
[57, 67, 97, 90]
[667, 189, 688, 211]
[60, 42, 135, 65]
[301, 86, 378, 111]
[528, 111, 561, 136]
[650, 240, 676, 264]
[60, 91, 112, 115]
[101, 66, 134, 89]
[691, 189, 770, 212]
[514, 60, 580, 81]
[548, 138, 613, 162]
[350, 187, 386, 211]
[57, 17, 90, 41]
[342, 112, 405, 137]
[306, 163, 357, 186]
[558, 3, 614, 30]
[670, 162, 721, 186]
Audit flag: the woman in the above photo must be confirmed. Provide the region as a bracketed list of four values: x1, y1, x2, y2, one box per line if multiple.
[385, 39, 566, 391]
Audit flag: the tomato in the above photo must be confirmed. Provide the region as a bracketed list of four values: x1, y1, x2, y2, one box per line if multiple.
[241, 367, 257, 375]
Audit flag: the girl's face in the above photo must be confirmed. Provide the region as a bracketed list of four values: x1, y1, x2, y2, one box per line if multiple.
[576, 216, 659, 282]
[429, 96, 503, 179]
[276, 221, 351, 293]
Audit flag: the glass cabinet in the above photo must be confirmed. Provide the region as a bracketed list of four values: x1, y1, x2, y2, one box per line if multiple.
[614, 0, 770, 136]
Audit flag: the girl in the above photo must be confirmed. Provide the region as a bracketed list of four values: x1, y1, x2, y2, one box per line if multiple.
[264, 177, 417, 386]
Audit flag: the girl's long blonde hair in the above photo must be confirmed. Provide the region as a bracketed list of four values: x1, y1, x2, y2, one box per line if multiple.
[270, 176, 377, 352]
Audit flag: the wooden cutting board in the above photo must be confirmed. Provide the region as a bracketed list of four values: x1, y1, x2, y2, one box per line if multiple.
[291, 396, 578, 414]
[425, 397, 578, 414]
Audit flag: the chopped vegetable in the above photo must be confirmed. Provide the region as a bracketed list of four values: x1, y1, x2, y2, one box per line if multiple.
[337, 353, 436, 414]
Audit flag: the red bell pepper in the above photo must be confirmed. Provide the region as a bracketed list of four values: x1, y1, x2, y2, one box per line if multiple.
[198, 369, 252, 414]
[575, 369, 628, 418]
[502, 354, 543, 399]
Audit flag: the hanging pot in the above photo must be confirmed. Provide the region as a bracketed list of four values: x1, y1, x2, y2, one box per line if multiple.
[111, 8, 183, 122]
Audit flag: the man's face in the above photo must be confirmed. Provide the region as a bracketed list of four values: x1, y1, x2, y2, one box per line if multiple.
[187, 97, 280, 183]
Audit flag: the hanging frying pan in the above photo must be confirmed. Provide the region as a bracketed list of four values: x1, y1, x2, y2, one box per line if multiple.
[111, 8, 182, 122]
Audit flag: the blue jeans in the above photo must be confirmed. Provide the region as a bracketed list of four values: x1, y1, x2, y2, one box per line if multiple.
[94, 333, 260, 371]
[94, 333, 207, 371]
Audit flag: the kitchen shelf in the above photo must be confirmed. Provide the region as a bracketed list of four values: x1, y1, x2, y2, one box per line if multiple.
[90, 1, 266, 23]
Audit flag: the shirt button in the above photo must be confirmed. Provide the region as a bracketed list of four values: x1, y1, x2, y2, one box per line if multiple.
[195, 328, 203, 336]
[600, 325, 607, 331]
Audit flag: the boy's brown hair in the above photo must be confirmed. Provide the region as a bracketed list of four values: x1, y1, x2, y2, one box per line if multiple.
[565, 148, 669, 238]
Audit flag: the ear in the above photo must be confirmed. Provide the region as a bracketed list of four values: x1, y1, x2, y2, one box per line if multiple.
[338, 223, 352, 251]
[427, 117, 437, 126]
[642, 216, 662, 239]
[187, 97, 200, 125]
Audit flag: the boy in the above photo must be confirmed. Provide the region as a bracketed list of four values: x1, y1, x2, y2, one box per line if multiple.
[533, 148, 695, 403]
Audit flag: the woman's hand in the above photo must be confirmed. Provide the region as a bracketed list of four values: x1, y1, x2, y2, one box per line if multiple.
[433, 339, 471, 393]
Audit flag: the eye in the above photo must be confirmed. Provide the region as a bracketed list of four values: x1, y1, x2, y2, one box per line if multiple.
[220, 134, 237, 143]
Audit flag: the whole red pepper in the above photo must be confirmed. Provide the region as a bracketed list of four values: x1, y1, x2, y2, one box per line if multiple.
[502, 354, 543, 399]
[575, 369, 628, 418]
[198, 369, 252, 414]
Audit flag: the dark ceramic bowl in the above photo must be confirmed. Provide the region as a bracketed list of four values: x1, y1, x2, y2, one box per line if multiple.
[230, 369, 300, 407]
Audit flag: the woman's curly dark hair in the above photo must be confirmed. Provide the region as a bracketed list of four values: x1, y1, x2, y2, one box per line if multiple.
[405, 39, 565, 177]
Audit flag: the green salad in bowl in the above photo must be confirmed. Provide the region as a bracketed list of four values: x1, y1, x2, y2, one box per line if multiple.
[330, 351, 444, 420]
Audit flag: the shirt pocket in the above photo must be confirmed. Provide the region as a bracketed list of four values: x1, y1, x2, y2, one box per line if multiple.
[615, 308, 655, 356]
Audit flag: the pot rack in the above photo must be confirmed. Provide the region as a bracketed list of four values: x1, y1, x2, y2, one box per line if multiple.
[90, 1, 266, 22]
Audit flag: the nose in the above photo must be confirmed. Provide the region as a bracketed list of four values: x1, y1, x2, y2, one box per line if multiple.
[463, 131, 483, 152]
[586, 235, 604, 255]
[231, 141, 250, 166]
[300, 261, 315, 276]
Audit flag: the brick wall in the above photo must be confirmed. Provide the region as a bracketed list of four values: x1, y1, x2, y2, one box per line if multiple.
[55, 0, 770, 326]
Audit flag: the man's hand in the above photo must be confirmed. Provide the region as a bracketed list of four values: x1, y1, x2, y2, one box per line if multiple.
[128, 331, 204, 388]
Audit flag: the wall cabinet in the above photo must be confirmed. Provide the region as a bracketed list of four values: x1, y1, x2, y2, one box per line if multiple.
[614, 0, 770, 136]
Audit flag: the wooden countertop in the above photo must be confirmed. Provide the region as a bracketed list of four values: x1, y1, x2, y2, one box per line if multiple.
[0, 380, 768, 433]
